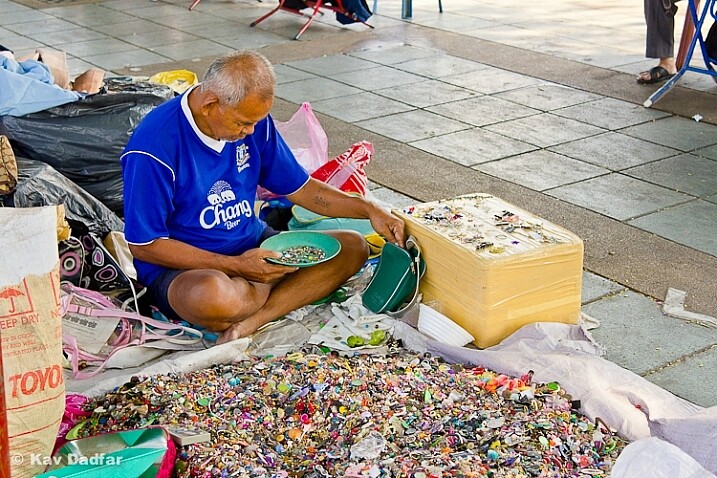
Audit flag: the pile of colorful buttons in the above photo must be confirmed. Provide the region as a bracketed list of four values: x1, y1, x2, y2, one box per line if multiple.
[78, 347, 626, 477]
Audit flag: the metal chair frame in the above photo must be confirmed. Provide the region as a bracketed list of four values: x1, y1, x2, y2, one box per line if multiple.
[248, 0, 374, 40]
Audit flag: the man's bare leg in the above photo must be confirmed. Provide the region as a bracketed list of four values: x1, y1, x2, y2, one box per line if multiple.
[218, 230, 368, 343]
[167, 269, 273, 330]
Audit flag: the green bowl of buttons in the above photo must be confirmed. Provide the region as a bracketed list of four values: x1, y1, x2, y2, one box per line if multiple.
[261, 231, 341, 267]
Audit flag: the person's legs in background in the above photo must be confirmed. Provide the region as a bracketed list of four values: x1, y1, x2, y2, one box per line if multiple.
[639, 0, 678, 84]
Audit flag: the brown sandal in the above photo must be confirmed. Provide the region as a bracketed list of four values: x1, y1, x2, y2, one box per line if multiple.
[0, 135, 18, 196]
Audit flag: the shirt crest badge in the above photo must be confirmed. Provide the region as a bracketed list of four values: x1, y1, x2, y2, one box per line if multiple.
[236, 144, 250, 173]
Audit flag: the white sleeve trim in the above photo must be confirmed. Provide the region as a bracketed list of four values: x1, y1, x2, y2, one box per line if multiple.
[286, 175, 311, 196]
[120, 150, 176, 182]
[126, 237, 170, 246]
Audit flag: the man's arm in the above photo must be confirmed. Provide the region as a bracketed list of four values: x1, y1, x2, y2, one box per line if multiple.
[130, 239, 296, 283]
[288, 178, 406, 246]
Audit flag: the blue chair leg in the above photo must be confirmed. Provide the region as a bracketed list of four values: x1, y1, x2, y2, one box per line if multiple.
[373, 0, 377, 13]
[438, 0, 442, 13]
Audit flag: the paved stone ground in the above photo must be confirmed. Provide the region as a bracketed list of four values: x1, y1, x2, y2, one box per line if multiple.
[1, 0, 716, 407]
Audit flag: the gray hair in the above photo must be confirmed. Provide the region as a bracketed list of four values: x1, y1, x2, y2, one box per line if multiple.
[201, 51, 276, 106]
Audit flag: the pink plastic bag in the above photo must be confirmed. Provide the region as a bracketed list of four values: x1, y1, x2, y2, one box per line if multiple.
[275, 102, 328, 174]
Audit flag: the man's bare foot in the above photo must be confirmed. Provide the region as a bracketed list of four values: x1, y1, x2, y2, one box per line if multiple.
[217, 319, 258, 344]
[637, 58, 676, 84]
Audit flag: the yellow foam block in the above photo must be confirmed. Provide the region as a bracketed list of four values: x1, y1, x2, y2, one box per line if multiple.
[394, 194, 583, 348]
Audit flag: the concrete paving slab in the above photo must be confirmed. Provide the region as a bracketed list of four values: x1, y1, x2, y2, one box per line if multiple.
[623, 154, 717, 198]
[87, 19, 162, 37]
[694, 144, 717, 161]
[123, 30, 203, 49]
[57, 9, 138, 27]
[409, 127, 536, 166]
[374, 79, 479, 108]
[260, 22, 346, 42]
[151, 11, 237, 29]
[275, 77, 362, 103]
[81, 49, 171, 72]
[581, 271, 626, 304]
[347, 44, 436, 65]
[285, 54, 378, 76]
[3, 17, 77, 35]
[119, 3, 191, 20]
[552, 97, 671, 131]
[620, 116, 717, 152]
[548, 132, 680, 171]
[62, 38, 138, 57]
[355, 109, 471, 142]
[494, 84, 601, 112]
[392, 54, 487, 78]
[24, 27, 106, 45]
[425, 96, 539, 127]
[274, 64, 316, 84]
[628, 200, 717, 256]
[0, 26, 15, 41]
[706, 195, 717, 205]
[476, 150, 608, 191]
[370, 187, 417, 208]
[584, 290, 717, 376]
[0, 10, 53, 24]
[0, 35, 44, 53]
[213, 30, 290, 50]
[0, 0, 30, 14]
[151, 39, 234, 62]
[484, 113, 606, 148]
[547, 173, 693, 220]
[330, 65, 425, 91]
[310, 92, 414, 123]
[645, 345, 717, 408]
[410, 12, 500, 32]
[441, 66, 542, 94]
[177, 20, 258, 39]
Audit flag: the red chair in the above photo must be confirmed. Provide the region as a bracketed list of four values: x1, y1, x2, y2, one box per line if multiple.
[249, 0, 374, 40]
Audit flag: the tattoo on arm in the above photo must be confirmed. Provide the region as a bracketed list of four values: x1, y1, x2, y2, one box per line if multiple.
[312, 186, 330, 209]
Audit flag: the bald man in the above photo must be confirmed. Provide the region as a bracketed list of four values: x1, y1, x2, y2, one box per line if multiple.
[121, 51, 404, 343]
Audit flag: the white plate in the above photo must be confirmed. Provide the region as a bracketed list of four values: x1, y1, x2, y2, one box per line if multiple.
[417, 304, 474, 347]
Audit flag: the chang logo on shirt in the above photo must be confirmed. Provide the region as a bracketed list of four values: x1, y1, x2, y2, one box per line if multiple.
[200, 180, 252, 230]
[236, 144, 250, 173]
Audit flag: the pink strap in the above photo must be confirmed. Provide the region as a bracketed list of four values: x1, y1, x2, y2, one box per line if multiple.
[61, 284, 203, 379]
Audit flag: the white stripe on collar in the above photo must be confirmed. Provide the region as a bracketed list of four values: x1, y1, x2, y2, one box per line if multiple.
[181, 84, 226, 154]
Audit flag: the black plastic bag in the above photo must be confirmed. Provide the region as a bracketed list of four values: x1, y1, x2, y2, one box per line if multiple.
[0, 79, 172, 216]
[13, 157, 124, 236]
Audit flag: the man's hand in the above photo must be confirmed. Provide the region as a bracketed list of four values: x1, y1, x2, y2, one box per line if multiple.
[231, 248, 298, 282]
[368, 205, 406, 247]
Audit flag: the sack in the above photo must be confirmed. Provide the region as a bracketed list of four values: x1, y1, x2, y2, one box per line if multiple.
[0, 134, 18, 195]
[59, 220, 137, 302]
[362, 236, 425, 315]
[1, 206, 66, 478]
[148, 69, 198, 95]
[275, 102, 329, 174]
[37, 427, 176, 478]
[311, 141, 372, 196]
[14, 158, 125, 235]
[0, 81, 173, 214]
[61, 284, 204, 379]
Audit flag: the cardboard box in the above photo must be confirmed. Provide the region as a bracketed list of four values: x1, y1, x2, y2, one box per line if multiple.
[394, 194, 583, 348]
